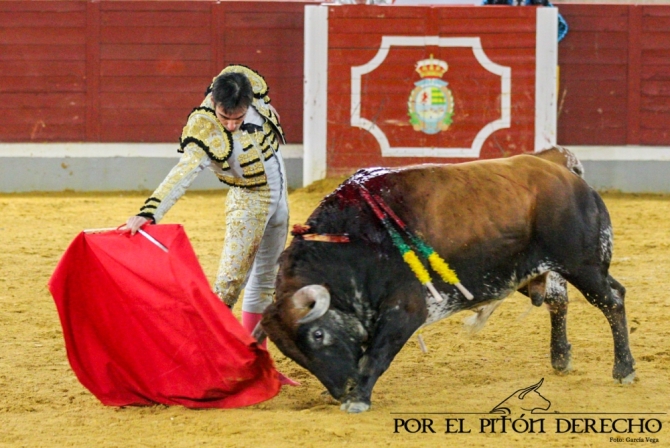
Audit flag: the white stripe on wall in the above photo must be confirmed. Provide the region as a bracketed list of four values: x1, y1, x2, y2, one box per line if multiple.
[570, 146, 670, 161]
[535, 7, 558, 151]
[303, 5, 329, 187]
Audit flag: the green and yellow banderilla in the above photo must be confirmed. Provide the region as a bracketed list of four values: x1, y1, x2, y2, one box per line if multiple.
[359, 186, 474, 301]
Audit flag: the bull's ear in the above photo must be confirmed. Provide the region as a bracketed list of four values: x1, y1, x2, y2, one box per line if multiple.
[292, 285, 331, 324]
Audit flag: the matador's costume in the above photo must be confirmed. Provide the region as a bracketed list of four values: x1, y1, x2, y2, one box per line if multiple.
[136, 65, 288, 313]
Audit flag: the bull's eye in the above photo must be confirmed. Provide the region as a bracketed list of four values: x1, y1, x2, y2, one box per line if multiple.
[313, 329, 324, 341]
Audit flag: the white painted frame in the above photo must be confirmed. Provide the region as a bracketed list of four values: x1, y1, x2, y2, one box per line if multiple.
[351, 36, 511, 158]
[302, 5, 329, 186]
[535, 7, 558, 151]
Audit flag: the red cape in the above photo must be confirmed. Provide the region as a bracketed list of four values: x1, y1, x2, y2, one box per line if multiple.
[49, 224, 280, 408]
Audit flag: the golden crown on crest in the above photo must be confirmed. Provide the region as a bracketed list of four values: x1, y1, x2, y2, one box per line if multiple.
[415, 55, 448, 79]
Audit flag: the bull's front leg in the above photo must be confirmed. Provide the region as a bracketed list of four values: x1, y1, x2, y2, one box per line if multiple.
[340, 294, 426, 413]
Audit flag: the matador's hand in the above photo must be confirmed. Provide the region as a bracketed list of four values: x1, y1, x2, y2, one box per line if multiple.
[121, 216, 150, 235]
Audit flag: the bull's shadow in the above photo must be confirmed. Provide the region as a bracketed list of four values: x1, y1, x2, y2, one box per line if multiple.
[490, 378, 551, 415]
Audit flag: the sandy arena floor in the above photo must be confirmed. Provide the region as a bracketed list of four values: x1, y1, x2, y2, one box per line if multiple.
[0, 179, 668, 447]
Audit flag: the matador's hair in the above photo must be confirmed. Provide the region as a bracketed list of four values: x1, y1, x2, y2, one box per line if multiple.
[211, 72, 253, 113]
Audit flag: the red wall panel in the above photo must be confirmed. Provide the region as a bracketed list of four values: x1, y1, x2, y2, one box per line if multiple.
[95, 2, 209, 141]
[1, 2, 670, 149]
[556, 4, 630, 145]
[324, 5, 537, 177]
[556, 4, 670, 147]
[0, 1, 311, 144]
[221, 4, 306, 142]
[0, 1, 87, 142]
[639, 5, 670, 146]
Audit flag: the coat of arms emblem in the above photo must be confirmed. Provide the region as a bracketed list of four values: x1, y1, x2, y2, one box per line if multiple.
[408, 55, 454, 135]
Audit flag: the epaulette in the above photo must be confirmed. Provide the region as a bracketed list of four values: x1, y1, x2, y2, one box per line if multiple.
[178, 107, 232, 166]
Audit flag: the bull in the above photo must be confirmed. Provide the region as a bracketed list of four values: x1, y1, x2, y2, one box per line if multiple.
[257, 147, 635, 413]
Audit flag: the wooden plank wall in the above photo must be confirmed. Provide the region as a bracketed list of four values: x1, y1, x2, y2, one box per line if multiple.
[222, 2, 306, 143]
[640, 5, 670, 145]
[1, 2, 669, 147]
[96, 1, 212, 142]
[557, 4, 670, 146]
[0, 1, 88, 141]
[0, 0, 310, 144]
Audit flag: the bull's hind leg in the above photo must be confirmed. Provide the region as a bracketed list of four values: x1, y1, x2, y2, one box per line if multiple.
[543, 273, 573, 373]
[565, 270, 635, 383]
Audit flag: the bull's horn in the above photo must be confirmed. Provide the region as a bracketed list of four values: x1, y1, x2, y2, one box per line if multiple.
[252, 321, 267, 344]
[293, 285, 331, 324]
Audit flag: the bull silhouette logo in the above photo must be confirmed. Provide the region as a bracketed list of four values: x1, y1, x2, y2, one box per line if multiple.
[490, 378, 551, 415]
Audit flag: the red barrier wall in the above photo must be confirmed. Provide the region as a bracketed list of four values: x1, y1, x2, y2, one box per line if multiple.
[0, 0, 314, 144]
[1, 2, 669, 148]
[557, 4, 670, 146]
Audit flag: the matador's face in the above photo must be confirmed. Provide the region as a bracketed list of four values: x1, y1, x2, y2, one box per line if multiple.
[215, 103, 247, 132]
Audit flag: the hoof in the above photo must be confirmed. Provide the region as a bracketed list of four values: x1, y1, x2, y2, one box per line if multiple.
[613, 360, 636, 383]
[340, 401, 370, 413]
[615, 371, 636, 385]
[551, 350, 573, 374]
[552, 360, 573, 375]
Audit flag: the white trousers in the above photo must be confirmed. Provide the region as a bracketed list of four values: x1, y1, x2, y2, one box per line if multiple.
[214, 158, 288, 313]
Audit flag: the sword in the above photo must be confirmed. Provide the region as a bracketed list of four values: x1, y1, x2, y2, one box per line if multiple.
[137, 229, 168, 253]
[83, 226, 168, 253]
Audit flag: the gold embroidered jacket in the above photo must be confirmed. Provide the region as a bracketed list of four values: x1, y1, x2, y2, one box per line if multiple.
[138, 65, 286, 222]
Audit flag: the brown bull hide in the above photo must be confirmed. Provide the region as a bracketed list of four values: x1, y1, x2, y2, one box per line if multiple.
[262, 153, 635, 413]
